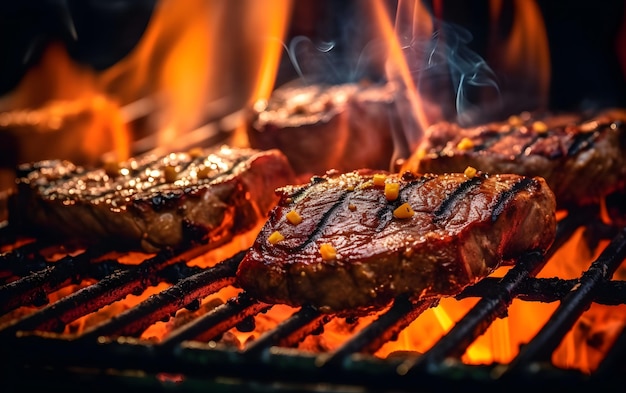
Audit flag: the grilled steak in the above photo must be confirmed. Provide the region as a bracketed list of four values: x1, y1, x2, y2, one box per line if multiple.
[247, 82, 398, 175]
[11, 146, 295, 252]
[403, 109, 626, 207]
[236, 169, 556, 313]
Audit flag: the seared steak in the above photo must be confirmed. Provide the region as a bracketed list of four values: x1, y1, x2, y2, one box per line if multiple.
[403, 109, 626, 207]
[247, 82, 398, 175]
[11, 146, 295, 252]
[236, 169, 556, 313]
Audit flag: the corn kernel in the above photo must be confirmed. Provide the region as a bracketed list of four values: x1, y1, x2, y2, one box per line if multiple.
[164, 165, 178, 182]
[319, 243, 337, 260]
[464, 166, 477, 178]
[456, 137, 474, 151]
[384, 183, 400, 201]
[393, 203, 415, 219]
[532, 121, 548, 133]
[268, 231, 285, 244]
[348, 203, 357, 211]
[373, 173, 387, 186]
[286, 210, 302, 225]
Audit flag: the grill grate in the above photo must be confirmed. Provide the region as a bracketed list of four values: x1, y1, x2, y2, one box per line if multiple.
[1, 207, 626, 392]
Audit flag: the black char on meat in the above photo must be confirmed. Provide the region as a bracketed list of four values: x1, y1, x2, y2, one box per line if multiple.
[236, 169, 557, 314]
[10, 146, 295, 252]
[403, 109, 626, 207]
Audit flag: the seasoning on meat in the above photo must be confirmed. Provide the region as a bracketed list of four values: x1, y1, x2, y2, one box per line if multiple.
[10, 146, 295, 252]
[236, 169, 557, 314]
[403, 109, 626, 207]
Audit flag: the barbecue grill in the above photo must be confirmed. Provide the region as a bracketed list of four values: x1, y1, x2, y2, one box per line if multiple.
[1, 197, 625, 392]
[1, 1, 626, 392]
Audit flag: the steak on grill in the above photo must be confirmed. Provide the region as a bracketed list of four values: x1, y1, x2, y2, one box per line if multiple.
[247, 82, 398, 176]
[10, 146, 296, 252]
[402, 109, 626, 207]
[236, 169, 556, 313]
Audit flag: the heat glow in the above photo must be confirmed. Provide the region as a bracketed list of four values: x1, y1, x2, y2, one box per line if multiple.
[0, 0, 622, 375]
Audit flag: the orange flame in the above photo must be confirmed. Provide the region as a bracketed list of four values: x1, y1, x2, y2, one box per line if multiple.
[0, 43, 130, 165]
[372, 0, 434, 151]
[1, 0, 293, 165]
[0, 1, 622, 375]
[488, 0, 551, 112]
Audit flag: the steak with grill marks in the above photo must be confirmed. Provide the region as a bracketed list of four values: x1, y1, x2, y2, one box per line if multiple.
[402, 109, 626, 207]
[236, 169, 556, 313]
[10, 146, 295, 252]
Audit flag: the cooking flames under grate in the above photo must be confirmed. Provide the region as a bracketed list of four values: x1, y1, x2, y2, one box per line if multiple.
[1, 204, 626, 392]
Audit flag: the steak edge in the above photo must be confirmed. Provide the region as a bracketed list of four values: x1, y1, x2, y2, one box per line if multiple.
[236, 169, 557, 313]
[247, 82, 397, 176]
[11, 146, 295, 252]
[403, 109, 626, 207]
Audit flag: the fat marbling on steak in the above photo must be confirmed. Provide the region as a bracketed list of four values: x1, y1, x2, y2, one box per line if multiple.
[236, 169, 556, 313]
[403, 109, 626, 207]
[11, 146, 295, 252]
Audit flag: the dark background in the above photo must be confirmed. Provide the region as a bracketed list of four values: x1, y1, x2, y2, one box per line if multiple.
[0, 0, 624, 112]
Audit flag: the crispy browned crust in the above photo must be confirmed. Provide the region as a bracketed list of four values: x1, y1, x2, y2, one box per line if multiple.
[236, 169, 556, 314]
[247, 83, 397, 175]
[403, 109, 626, 207]
[11, 146, 295, 252]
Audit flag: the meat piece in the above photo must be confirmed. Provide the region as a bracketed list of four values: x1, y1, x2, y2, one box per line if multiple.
[247, 82, 398, 176]
[10, 146, 295, 252]
[403, 109, 626, 207]
[236, 169, 556, 313]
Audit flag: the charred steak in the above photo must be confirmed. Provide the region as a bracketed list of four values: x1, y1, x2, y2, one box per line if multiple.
[11, 146, 295, 252]
[403, 109, 626, 207]
[236, 169, 556, 313]
[247, 82, 397, 175]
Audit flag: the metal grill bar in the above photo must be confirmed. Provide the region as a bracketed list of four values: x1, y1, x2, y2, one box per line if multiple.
[79, 251, 244, 339]
[459, 277, 626, 304]
[243, 305, 331, 355]
[0, 249, 178, 336]
[317, 297, 436, 369]
[396, 211, 587, 374]
[505, 226, 626, 372]
[2, 330, 621, 392]
[0, 245, 109, 314]
[160, 292, 271, 347]
[0, 239, 50, 280]
[0, 205, 624, 391]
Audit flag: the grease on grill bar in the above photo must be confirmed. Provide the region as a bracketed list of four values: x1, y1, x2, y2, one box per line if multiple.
[0, 207, 626, 391]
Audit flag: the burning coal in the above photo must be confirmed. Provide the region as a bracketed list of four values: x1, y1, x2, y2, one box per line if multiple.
[0, 1, 625, 385]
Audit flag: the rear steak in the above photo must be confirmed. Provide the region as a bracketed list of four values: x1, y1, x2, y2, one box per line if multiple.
[11, 146, 295, 252]
[403, 109, 626, 207]
[247, 82, 397, 176]
[236, 169, 556, 313]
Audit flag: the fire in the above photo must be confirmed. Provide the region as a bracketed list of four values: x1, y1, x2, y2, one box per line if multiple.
[0, 43, 130, 166]
[0, 0, 623, 377]
[487, 0, 551, 114]
[0, 0, 293, 166]
[225, 0, 621, 372]
[374, 0, 434, 151]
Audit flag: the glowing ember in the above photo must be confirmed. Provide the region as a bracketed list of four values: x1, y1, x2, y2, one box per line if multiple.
[0, 0, 623, 378]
